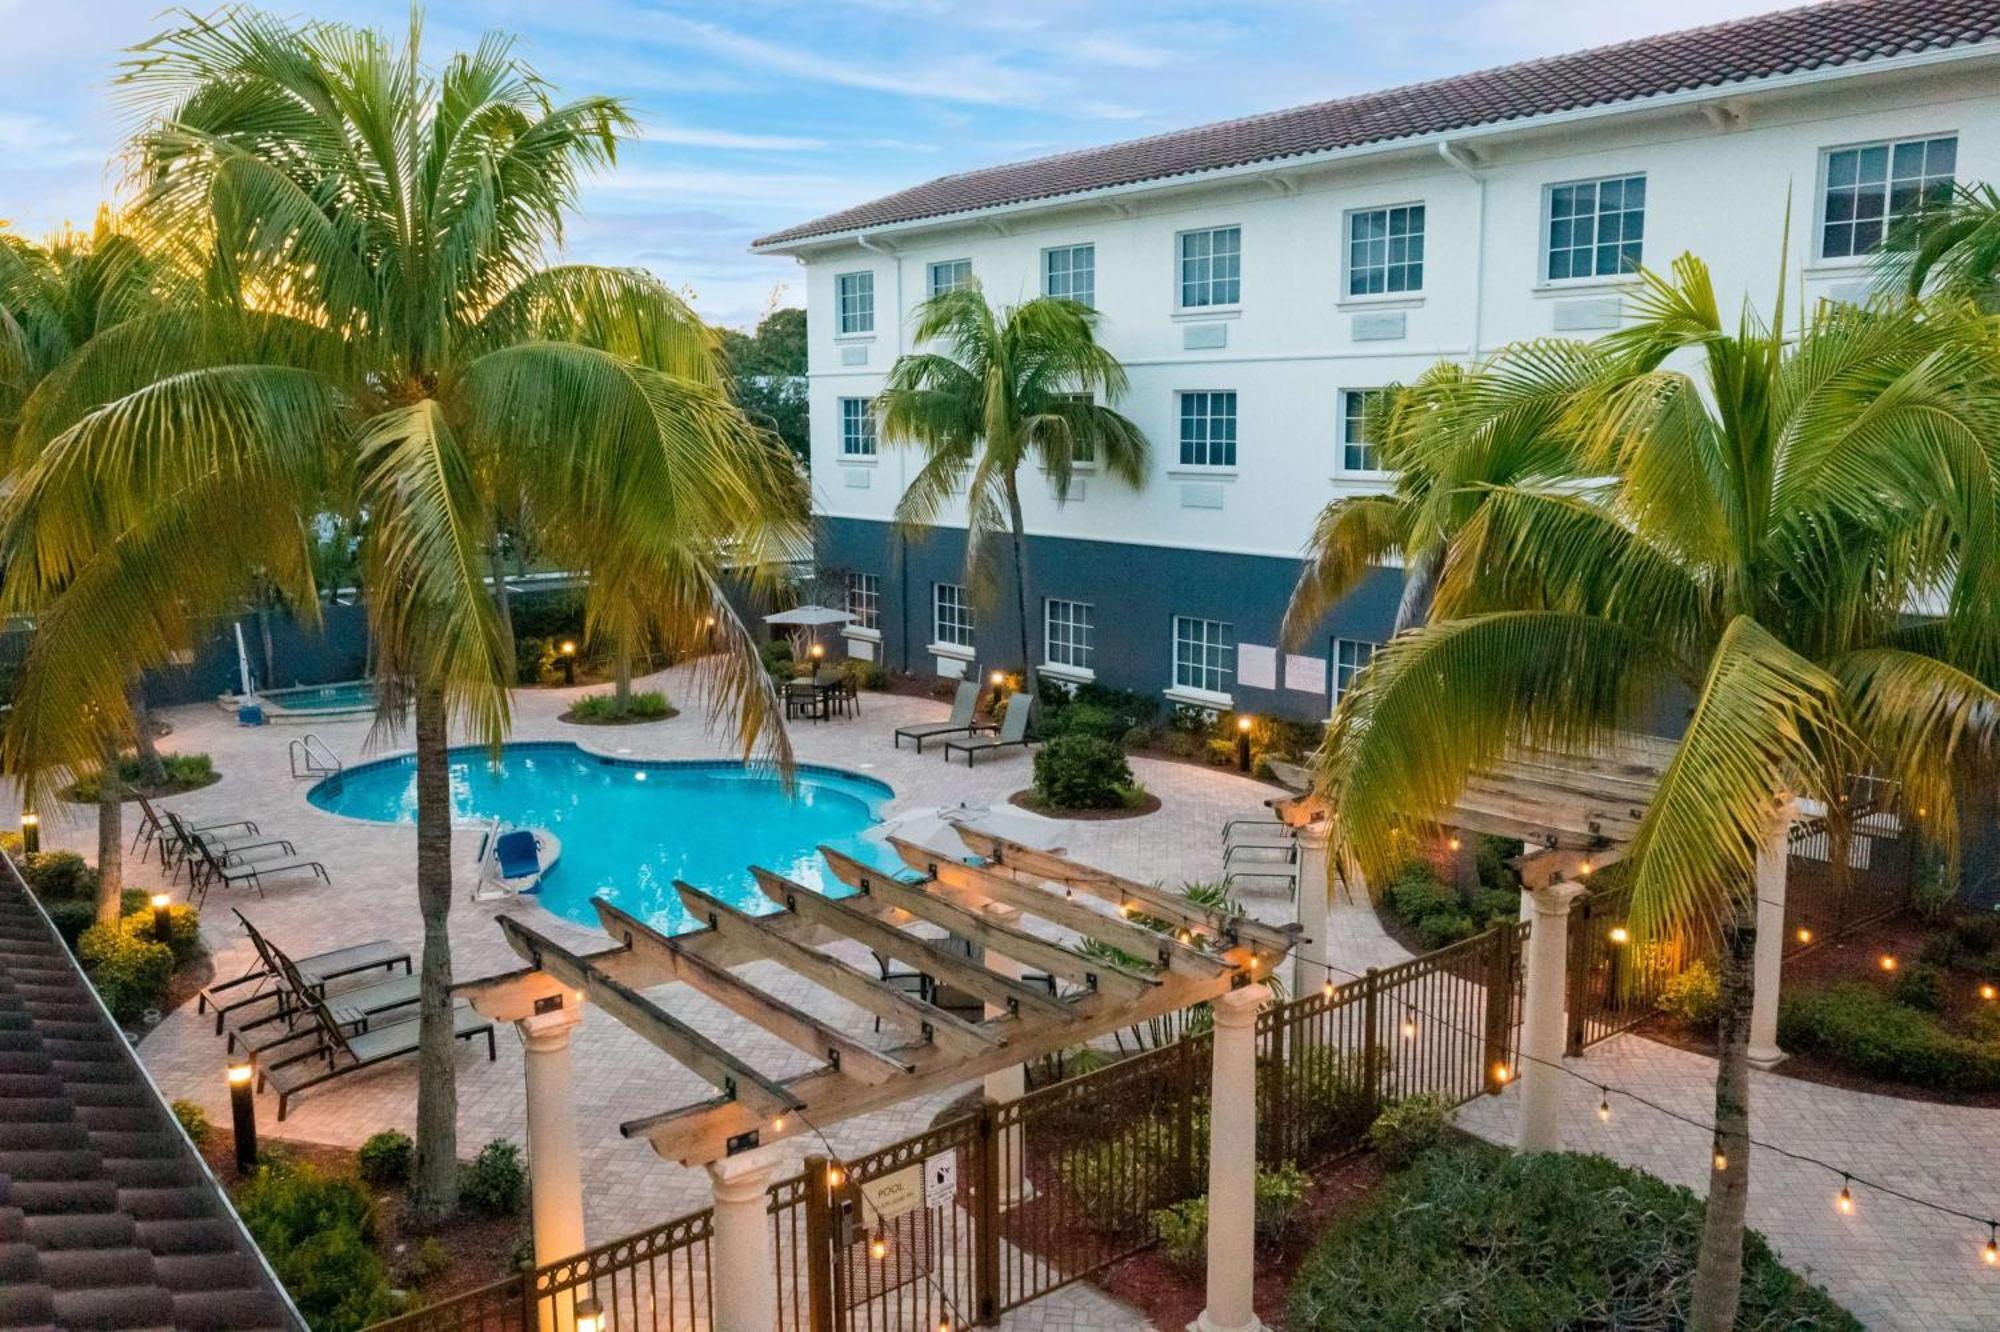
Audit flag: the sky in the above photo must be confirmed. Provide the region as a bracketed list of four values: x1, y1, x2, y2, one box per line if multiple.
[0, 0, 1799, 330]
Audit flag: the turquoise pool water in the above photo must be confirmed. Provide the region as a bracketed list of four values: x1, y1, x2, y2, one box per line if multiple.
[307, 743, 899, 935]
[266, 681, 377, 713]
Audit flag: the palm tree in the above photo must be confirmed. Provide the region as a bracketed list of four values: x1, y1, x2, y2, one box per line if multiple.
[0, 214, 165, 926]
[1881, 182, 2000, 306]
[878, 285, 1148, 688]
[0, 8, 804, 1219]
[1314, 256, 2000, 1329]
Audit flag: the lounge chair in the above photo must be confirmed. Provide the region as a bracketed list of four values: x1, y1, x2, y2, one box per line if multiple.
[178, 816, 329, 906]
[199, 910, 410, 1034]
[162, 812, 297, 889]
[131, 793, 258, 864]
[893, 678, 993, 752]
[943, 691, 1034, 766]
[224, 937, 420, 1055]
[259, 995, 496, 1120]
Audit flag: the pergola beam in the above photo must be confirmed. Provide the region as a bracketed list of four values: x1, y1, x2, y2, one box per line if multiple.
[593, 899, 913, 1086]
[672, 880, 1000, 1057]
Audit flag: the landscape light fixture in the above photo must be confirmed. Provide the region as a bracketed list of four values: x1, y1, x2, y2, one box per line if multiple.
[574, 1295, 604, 1332]
[559, 639, 577, 685]
[1608, 926, 1630, 946]
[19, 811, 37, 855]
[150, 892, 172, 943]
[226, 1062, 257, 1174]
[989, 670, 1005, 687]
[1235, 715, 1252, 772]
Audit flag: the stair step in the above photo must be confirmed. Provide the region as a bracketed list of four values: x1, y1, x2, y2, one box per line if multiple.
[50, 1283, 176, 1329]
[33, 1244, 156, 1290]
[172, 1286, 288, 1331]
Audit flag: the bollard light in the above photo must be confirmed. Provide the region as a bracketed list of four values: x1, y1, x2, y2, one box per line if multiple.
[19, 811, 38, 855]
[574, 1295, 604, 1332]
[226, 1061, 257, 1174]
[1982, 983, 1998, 1003]
[150, 892, 173, 944]
[1796, 926, 1814, 945]
[809, 642, 825, 662]
[559, 639, 577, 686]
[1235, 715, 1253, 773]
[989, 670, 1005, 687]
[1879, 953, 1899, 973]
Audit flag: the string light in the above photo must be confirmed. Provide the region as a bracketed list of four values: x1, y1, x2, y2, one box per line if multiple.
[1836, 1176, 1855, 1215]
[1986, 1225, 1998, 1267]
[1322, 979, 1336, 1000]
[1492, 1062, 1511, 1085]
[771, 1115, 786, 1132]
[1608, 926, 1630, 945]
[1598, 1089, 1612, 1122]
[1879, 953, 1899, 973]
[1401, 1005, 1418, 1040]
[1795, 926, 1814, 945]
[869, 1229, 888, 1261]
[826, 1164, 845, 1189]
[1712, 1139, 1729, 1173]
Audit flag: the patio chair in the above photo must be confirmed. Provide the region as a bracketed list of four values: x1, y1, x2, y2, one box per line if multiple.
[224, 938, 420, 1056]
[783, 677, 826, 723]
[942, 691, 1035, 766]
[178, 817, 329, 906]
[258, 995, 495, 1120]
[199, 910, 410, 1034]
[131, 793, 258, 864]
[870, 948, 932, 1035]
[161, 811, 297, 888]
[893, 678, 992, 752]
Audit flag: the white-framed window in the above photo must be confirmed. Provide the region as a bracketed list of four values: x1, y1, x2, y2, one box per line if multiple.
[846, 573, 880, 631]
[1050, 392, 1096, 465]
[1044, 243, 1095, 307]
[1347, 204, 1425, 296]
[1178, 225, 1242, 308]
[837, 271, 875, 334]
[1545, 175, 1645, 282]
[839, 398, 876, 457]
[934, 583, 974, 649]
[1340, 388, 1386, 473]
[927, 258, 973, 297]
[1333, 638, 1376, 702]
[1173, 616, 1235, 695]
[1045, 599, 1094, 671]
[1178, 390, 1237, 469]
[1821, 135, 1957, 260]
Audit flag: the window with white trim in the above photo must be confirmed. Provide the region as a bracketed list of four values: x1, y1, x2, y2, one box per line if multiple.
[1333, 638, 1376, 702]
[1347, 204, 1425, 296]
[1178, 391, 1237, 469]
[1340, 389, 1385, 473]
[1045, 599, 1094, 671]
[837, 271, 874, 334]
[927, 258, 972, 297]
[1545, 175, 1645, 281]
[1821, 135, 1956, 260]
[933, 583, 974, 649]
[1044, 244, 1095, 306]
[1173, 616, 1234, 695]
[1178, 226, 1241, 308]
[846, 573, 880, 632]
[839, 398, 876, 457]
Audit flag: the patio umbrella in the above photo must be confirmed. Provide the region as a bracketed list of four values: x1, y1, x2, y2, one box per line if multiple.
[763, 604, 855, 660]
[866, 802, 1072, 859]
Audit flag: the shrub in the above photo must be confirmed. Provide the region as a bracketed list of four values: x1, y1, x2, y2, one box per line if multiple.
[1779, 984, 2000, 1091]
[43, 899, 100, 951]
[1153, 1195, 1207, 1271]
[236, 1161, 397, 1331]
[1285, 1047, 1378, 1151]
[78, 921, 174, 1023]
[66, 753, 217, 800]
[1892, 963, 1948, 1014]
[1149, 1164, 1311, 1272]
[20, 850, 97, 902]
[162, 753, 216, 787]
[1367, 1093, 1450, 1170]
[1254, 1162, 1310, 1242]
[171, 1099, 212, 1148]
[357, 1130, 414, 1188]
[839, 658, 889, 690]
[459, 1139, 528, 1216]
[568, 690, 673, 721]
[1044, 701, 1126, 743]
[1032, 735, 1134, 811]
[1474, 835, 1523, 892]
[1466, 887, 1522, 930]
[1056, 1113, 1204, 1227]
[1289, 1145, 1860, 1331]
[396, 1236, 451, 1287]
[1657, 958, 1722, 1028]
[758, 638, 795, 680]
[1952, 913, 2000, 959]
[1383, 864, 1454, 923]
[1415, 912, 1476, 950]
[117, 900, 200, 964]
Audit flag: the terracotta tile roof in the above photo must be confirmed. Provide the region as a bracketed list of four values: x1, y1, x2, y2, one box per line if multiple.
[755, 0, 2000, 247]
[0, 862, 300, 1331]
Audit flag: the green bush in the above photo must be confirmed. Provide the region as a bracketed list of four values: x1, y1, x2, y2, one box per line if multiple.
[172, 1099, 212, 1147]
[1474, 835, 1523, 892]
[1254, 1162, 1310, 1242]
[236, 1161, 397, 1331]
[1892, 963, 1948, 1014]
[1044, 701, 1127, 743]
[1367, 1093, 1450, 1170]
[758, 638, 795, 680]
[1415, 912, 1476, 950]
[1057, 1112, 1204, 1226]
[162, 753, 216, 787]
[396, 1235, 450, 1287]
[568, 690, 673, 722]
[1153, 1195, 1207, 1271]
[459, 1139, 528, 1216]
[20, 850, 97, 902]
[1952, 913, 2000, 959]
[839, 657, 889, 690]
[78, 921, 174, 1023]
[356, 1130, 414, 1188]
[1466, 887, 1522, 930]
[67, 753, 217, 800]
[1032, 734, 1135, 811]
[1150, 1163, 1311, 1272]
[1657, 958, 1722, 1028]
[1779, 983, 2000, 1091]
[43, 899, 100, 950]
[1289, 1145, 1860, 1331]
[1036, 679, 1157, 739]
[1384, 864, 1454, 922]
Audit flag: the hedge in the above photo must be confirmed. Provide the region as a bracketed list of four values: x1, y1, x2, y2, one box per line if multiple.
[1779, 983, 2000, 1091]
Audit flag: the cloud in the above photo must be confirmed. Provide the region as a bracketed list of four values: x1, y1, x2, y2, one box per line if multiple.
[638, 124, 827, 151]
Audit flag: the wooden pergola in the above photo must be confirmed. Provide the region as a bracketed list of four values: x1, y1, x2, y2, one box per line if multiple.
[459, 827, 1297, 1168]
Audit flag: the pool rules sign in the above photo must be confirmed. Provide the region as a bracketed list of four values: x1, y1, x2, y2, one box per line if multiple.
[924, 1151, 957, 1209]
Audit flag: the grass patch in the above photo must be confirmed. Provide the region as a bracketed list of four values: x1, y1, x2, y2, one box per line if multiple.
[63, 752, 218, 802]
[1290, 1144, 1859, 1330]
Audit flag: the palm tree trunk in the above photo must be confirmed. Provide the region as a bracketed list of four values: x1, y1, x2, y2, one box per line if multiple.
[1004, 475, 1035, 696]
[95, 741, 123, 928]
[127, 683, 165, 789]
[408, 681, 460, 1222]
[614, 633, 633, 712]
[1690, 901, 1756, 1330]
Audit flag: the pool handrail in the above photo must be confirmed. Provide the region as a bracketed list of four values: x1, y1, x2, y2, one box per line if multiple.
[288, 733, 342, 780]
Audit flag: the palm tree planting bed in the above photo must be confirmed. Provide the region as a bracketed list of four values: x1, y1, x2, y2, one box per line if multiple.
[1007, 788, 1162, 820]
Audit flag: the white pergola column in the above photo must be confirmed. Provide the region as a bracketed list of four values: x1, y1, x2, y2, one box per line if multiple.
[518, 1005, 587, 1268]
[1291, 823, 1332, 999]
[1748, 801, 1797, 1070]
[1193, 982, 1272, 1332]
[980, 902, 1035, 1209]
[707, 1145, 782, 1332]
[1518, 882, 1585, 1153]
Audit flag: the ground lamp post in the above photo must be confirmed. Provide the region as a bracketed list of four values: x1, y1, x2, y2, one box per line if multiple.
[19, 812, 38, 855]
[558, 639, 577, 686]
[226, 1061, 257, 1174]
[150, 892, 172, 943]
[1235, 716, 1253, 773]
[809, 641, 825, 672]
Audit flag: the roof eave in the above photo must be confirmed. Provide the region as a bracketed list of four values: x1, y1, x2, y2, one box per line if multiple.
[751, 40, 2000, 256]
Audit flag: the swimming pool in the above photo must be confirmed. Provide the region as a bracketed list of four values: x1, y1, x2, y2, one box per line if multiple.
[308, 742, 901, 935]
[259, 680, 379, 719]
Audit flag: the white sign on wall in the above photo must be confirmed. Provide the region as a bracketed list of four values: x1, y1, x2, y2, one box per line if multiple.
[924, 1152, 958, 1209]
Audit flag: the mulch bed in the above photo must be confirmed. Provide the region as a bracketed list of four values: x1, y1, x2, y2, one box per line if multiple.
[62, 772, 222, 804]
[198, 1128, 527, 1301]
[1090, 1152, 1386, 1330]
[1007, 789, 1163, 821]
[1640, 914, 2000, 1108]
[557, 706, 681, 726]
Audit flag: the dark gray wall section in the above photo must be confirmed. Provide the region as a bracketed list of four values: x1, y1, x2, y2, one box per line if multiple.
[816, 515, 1403, 721]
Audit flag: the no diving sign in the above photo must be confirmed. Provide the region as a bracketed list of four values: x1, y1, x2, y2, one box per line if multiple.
[923, 1151, 957, 1209]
